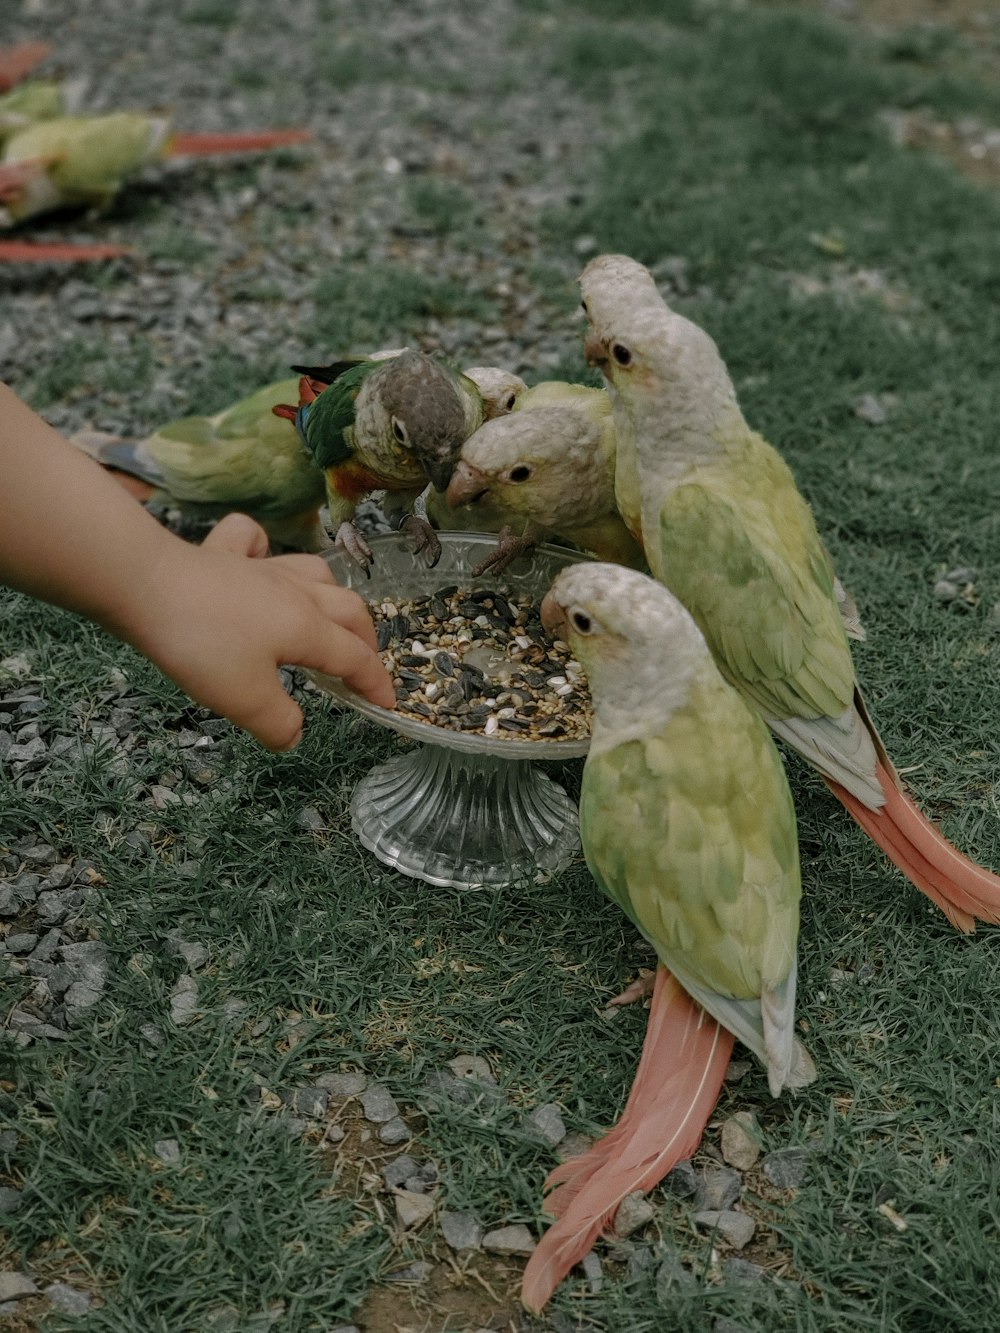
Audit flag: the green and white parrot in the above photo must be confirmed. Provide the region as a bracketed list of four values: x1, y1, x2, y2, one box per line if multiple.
[439, 379, 647, 572]
[521, 561, 814, 1311]
[0, 111, 308, 226]
[281, 348, 490, 567]
[579, 252, 1000, 932]
[73, 377, 329, 553]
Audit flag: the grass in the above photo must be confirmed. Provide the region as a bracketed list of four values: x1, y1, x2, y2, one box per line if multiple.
[4, 0, 1000, 1329]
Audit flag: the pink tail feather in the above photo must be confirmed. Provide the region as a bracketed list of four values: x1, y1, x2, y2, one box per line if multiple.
[827, 758, 1000, 932]
[0, 240, 129, 263]
[165, 128, 310, 156]
[0, 41, 51, 92]
[520, 966, 733, 1313]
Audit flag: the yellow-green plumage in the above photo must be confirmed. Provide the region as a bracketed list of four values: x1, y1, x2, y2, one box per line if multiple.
[582, 666, 800, 1001]
[2, 112, 167, 220]
[0, 79, 64, 142]
[544, 561, 813, 1094]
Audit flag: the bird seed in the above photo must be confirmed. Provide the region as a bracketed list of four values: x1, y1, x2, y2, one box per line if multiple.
[369, 587, 591, 741]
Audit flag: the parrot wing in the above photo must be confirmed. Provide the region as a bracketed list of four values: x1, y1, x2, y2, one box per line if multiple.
[658, 471, 883, 804]
[581, 672, 804, 1092]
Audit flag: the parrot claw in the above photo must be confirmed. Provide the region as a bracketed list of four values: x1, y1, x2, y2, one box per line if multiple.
[334, 521, 374, 576]
[605, 969, 656, 1008]
[398, 514, 442, 567]
[472, 526, 536, 578]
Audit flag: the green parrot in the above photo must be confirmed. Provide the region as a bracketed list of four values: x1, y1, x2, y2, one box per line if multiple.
[521, 561, 814, 1312]
[281, 349, 489, 567]
[73, 378, 329, 553]
[0, 112, 308, 225]
[439, 379, 649, 572]
[579, 252, 1000, 932]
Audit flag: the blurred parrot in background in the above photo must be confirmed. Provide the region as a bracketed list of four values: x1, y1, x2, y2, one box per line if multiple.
[280, 349, 490, 568]
[0, 78, 72, 142]
[579, 252, 1000, 933]
[521, 562, 815, 1311]
[0, 41, 50, 94]
[0, 111, 309, 228]
[439, 379, 647, 572]
[73, 378, 329, 553]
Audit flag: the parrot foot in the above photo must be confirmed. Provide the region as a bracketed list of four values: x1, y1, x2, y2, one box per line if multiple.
[471, 526, 537, 578]
[334, 521, 374, 575]
[398, 514, 442, 567]
[605, 969, 656, 1008]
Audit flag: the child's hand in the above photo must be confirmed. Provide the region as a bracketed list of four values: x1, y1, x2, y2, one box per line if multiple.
[127, 513, 395, 750]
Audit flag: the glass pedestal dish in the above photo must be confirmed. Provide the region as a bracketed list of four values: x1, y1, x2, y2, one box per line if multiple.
[309, 532, 591, 889]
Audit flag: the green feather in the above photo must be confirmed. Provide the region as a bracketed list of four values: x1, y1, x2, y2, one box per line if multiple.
[299, 360, 383, 469]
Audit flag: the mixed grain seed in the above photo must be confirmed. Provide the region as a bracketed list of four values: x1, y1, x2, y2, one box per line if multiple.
[370, 587, 591, 741]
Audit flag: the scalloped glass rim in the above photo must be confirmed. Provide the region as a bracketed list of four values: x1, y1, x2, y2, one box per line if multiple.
[308, 530, 592, 759]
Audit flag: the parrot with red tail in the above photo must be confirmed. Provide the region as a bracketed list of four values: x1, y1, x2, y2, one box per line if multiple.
[579, 252, 1000, 934]
[520, 561, 815, 1311]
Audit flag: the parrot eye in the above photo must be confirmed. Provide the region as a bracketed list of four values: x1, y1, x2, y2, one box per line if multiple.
[508, 464, 532, 483]
[571, 610, 593, 634]
[580, 300, 589, 315]
[611, 342, 632, 367]
[502, 392, 517, 412]
[391, 415, 408, 445]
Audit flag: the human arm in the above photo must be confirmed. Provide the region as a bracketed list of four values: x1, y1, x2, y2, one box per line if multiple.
[0, 382, 395, 749]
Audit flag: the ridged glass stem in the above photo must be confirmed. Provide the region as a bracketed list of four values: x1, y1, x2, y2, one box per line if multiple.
[350, 742, 580, 888]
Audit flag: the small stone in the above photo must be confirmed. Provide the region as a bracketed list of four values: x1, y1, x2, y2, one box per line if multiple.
[323, 1124, 345, 1145]
[169, 974, 199, 1026]
[482, 1223, 536, 1256]
[166, 936, 210, 970]
[0, 1272, 38, 1301]
[393, 1187, 435, 1229]
[694, 1209, 756, 1249]
[944, 566, 977, 585]
[581, 1249, 603, 1293]
[290, 1087, 329, 1119]
[297, 806, 325, 831]
[853, 392, 889, 425]
[933, 579, 960, 602]
[140, 1022, 165, 1047]
[150, 784, 181, 808]
[695, 1167, 742, 1212]
[378, 1116, 411, 1145]
[382, 1156, 421, 1189]
[19, 844, 59, 866]
[387, 1260, 433, 1284]
[317, 1071, 367, 1097]
[665, 1159, 698, 1198]
[724, 1060, 752, 1083]
[440, 1209, 484, 1251]
[762, 1146, 809, 1190]
[154, 1138, 182, 1164]
[0, 654, 32, 678]
[0, 884, 17, 915]
[0, 1186, 23, 1213]
[656, 1255, 696, 1294]
[724, 1257, 766, 1284]
[613, 1191, 655, 1238]
[447, 1053, 496, 1084]
[4, 933, 39, 954]
[360, 1083, 399, 1123]
[721, 1112, 762, 1170]
[526, 1103, 566, 1146]
[556, 1130, 593, 1163]
[45, 1282, 92, 1314]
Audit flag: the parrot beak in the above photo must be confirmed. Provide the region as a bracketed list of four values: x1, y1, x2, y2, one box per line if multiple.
[424, 457, 457, 493]
[445, 460, 489, 508]
[583, 333, 608, 368]
[539, 591, 566, 638]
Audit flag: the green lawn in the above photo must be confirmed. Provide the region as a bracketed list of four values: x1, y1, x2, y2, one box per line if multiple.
[4, 1, 1000, 1330]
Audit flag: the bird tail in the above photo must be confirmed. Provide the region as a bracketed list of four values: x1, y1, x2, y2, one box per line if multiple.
[0, 41, 51, 92]
[0, 239, 129, 263]
[520, 966, 733, 1313]
[826, 756, 1000, 933]
[70, 431, 164, 501]
[165, 128, 310, 157]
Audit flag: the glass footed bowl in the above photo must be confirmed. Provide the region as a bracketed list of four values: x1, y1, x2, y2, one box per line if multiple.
[309, 531, 592, 888]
